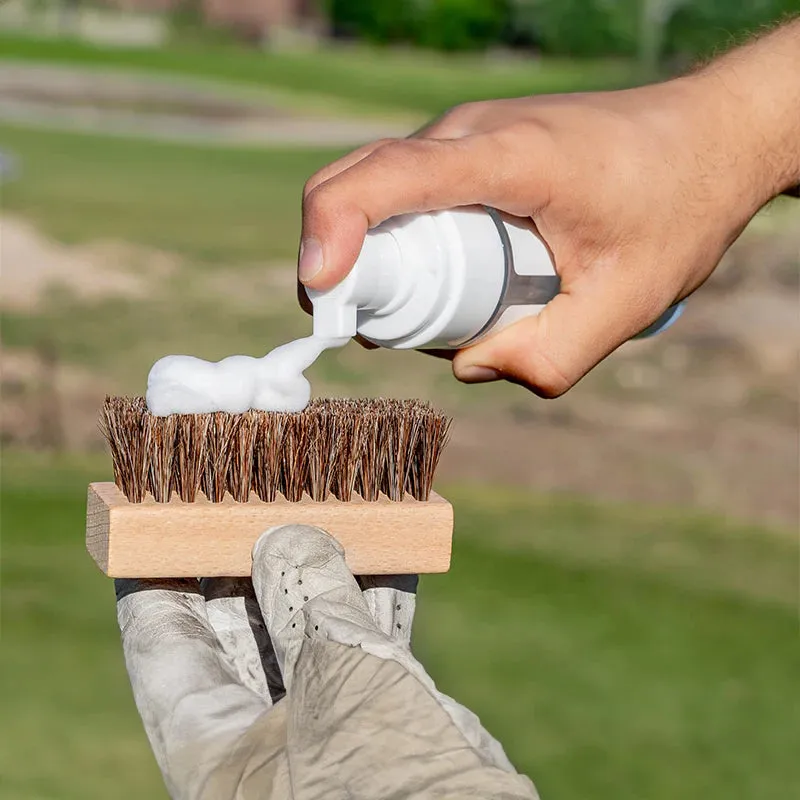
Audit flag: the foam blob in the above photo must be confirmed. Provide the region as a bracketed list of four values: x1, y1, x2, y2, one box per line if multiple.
[146, 336, 347, 416]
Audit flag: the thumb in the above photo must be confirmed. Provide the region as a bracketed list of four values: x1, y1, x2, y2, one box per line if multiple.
[453, 283, 654, 398]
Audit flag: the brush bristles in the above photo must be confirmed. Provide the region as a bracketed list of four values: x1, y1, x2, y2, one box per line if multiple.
[100, 397, 452, 504]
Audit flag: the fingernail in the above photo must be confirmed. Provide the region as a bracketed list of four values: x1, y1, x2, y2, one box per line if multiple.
[298, 238, 323, 284]
[457, 365, 500, 383]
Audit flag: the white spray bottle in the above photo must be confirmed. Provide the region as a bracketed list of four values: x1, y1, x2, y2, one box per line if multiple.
[305, 206, 683, 349]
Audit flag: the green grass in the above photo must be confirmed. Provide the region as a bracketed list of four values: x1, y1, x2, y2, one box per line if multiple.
[0, 123, 500, 401]
[2, 450, 797, 799]
[0, 284, 409, 397]
[0, 124, 337, 385]
[1, 289, 297, 380]
[0, 35, 639, 116]
[0, 122, 457, 402]
[0, 125, 345, 263]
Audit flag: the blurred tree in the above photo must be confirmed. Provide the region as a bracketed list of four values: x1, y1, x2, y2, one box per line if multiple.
[416, 0, 510, 51]
[321, 0, 797, 58]
[328, 0, 510, 50]
[665, 0, 800, 61]
[327, 0, 419, 43]
[503, 0, 637, 56]
[502, 0, 542, 49]
[505, 0, 797, 63]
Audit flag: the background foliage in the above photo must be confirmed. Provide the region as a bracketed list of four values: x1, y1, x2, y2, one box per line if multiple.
[326, 0, 798, 58]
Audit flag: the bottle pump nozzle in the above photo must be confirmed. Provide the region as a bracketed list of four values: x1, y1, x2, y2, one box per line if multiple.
[307, 229, 408, 340]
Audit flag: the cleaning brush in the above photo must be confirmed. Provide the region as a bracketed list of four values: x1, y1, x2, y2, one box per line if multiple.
[87, 397, 454, 578]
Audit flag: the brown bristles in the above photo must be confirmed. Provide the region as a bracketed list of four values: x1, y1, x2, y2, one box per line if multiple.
[204, 413, 239, 503]
[174, 413, 210, 502]
[251, 413, 283, 502]
[227, 412, 257, 503]
[100, 397, 452, 504]
[148, 414, 177, 502]
[99, 396, 151, 503]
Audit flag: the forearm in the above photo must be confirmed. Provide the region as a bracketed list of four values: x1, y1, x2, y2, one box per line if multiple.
[689, 18, 800, 202]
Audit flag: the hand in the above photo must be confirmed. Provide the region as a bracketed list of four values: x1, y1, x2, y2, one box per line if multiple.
[298, 22, 800, 397]
[116, 525, 537, 800]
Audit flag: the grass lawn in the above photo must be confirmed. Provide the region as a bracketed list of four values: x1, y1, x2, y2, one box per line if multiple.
[0, 125, 344, 387]
[1, 450, 797, 799]
[0, 125, 345, 263]
[0, 35, 639, 116]
[0, 124, 483, 402]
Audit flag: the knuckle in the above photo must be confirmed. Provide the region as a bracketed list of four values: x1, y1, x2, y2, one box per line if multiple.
[373, 137, 410, 156]
[515, 351, 573, 399]
[425, 101, 486, 138]
[303, 183, 337, 219]
[494, 118, 551, 151]
[530, 372, 570, 399]
[371, 137, 401, 150]
[502, 335, 575, 399]
[489, 120, 558, 206]
[302, 174, 324, 200]
[370, 137, 429, 170]
[371, 138, 407, 161]
[444, 100, 485, 126]
[520, 362, 572, 398]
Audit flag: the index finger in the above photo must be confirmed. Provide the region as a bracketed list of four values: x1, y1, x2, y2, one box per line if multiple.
[298, 132, 551, 290]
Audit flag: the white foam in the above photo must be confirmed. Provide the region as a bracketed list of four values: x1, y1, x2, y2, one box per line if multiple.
[145, 335, 347, 416]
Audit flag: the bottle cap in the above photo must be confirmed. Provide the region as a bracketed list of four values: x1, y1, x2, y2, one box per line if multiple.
[307, 209, 507, 349]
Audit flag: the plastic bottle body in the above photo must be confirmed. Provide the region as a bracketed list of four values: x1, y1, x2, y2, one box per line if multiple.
[306, 206, 682, 350]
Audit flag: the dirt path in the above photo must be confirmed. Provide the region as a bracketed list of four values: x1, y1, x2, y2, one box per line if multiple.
[0, 62, 418, 146]
[440, 413, 798, 531]
[0, 215, 160, 307]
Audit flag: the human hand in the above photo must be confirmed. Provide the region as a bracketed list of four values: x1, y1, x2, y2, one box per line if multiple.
[116, 525, 537, 800]
[298, 22, 800, 397]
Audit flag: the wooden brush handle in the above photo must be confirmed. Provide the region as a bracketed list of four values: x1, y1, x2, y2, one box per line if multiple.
[86, 482, 453, 577]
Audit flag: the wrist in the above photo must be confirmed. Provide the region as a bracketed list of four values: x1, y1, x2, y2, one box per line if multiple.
[686, 21, 800, 203]
[643, 75, 770, 232]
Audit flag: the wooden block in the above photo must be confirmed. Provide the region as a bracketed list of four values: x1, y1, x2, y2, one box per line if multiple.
[86, 482, 453, 578]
